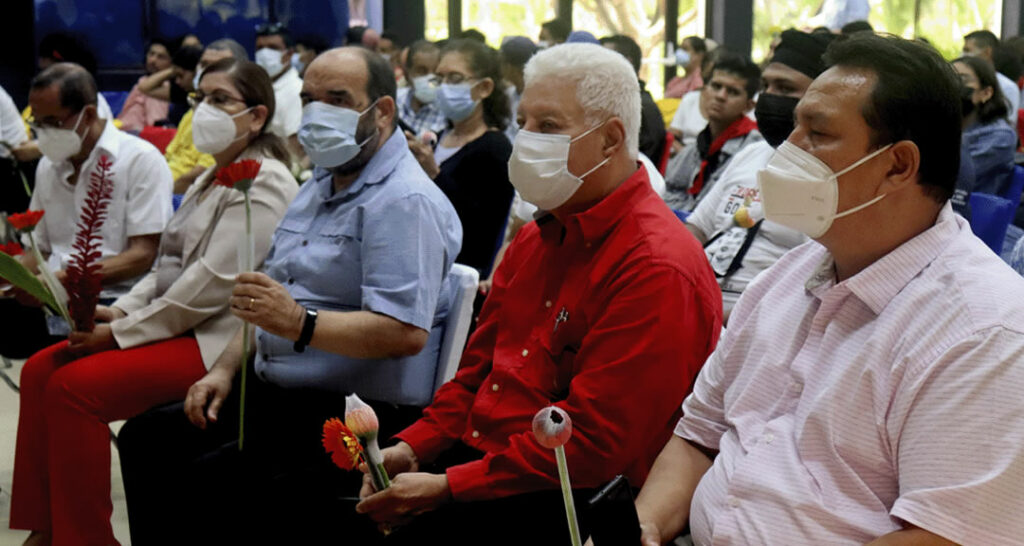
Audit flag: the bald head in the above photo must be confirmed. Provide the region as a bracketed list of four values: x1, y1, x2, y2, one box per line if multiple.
[30, 62, 97, 112]
[302, 47, 396, 124]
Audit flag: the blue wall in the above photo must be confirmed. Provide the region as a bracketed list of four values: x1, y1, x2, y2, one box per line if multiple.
[31, 0, 349, 92]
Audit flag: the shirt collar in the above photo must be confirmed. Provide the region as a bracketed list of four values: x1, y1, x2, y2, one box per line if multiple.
[313, 128, 406, 200]
[807, 201, 961, 314]
[538, 164, 653, 245]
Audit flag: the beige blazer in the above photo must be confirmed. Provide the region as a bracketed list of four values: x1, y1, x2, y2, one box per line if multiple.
[110, 153, 298, 369]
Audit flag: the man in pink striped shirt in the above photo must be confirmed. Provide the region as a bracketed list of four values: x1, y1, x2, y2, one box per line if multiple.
[634, 34, 1024, 545]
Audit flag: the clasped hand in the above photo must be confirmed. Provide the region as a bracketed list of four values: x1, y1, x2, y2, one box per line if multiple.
[355, 442, 451, 529]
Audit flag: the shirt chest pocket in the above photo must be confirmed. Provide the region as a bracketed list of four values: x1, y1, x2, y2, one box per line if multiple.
[528, 308, 585, 400]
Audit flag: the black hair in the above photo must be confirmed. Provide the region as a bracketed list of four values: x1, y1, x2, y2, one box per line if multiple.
[599, 34, 642, 74]
[953, 55, 1010, 124]
[38, 33, 97, 74]
[355, 47, 398, 128]
[965, 30, 999, 51]
[459, 29, 487, 44]
[710, 52, 762, 99]
[30, 62, 98, 112]
[147, 38, 172, 56]
[405, 40, 440, 70]
[811, 26, 833, 36]
[256, 22, 292, 46]
[346, 26, 368, 46]
[993, 45, 1023, 81]
[294, 34, 330, 55]
[172, 45, 203, 71]
[541, 19, 571, 43]
[441, 39, 510, 130]
[682, 36, 707, 55]
[824, 33, 962, 203]
[841, 20, 873, 35]
[381, 30, 401, 46]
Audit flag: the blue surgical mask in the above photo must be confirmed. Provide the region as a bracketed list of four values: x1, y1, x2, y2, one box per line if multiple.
[675, 49, 691, 67]
[192, 67, 203, 92]
[412, 75, 437, 104]
[297, 100, 378, 168]
[290, 52, 304, 73]
[436, 82, 478, 123]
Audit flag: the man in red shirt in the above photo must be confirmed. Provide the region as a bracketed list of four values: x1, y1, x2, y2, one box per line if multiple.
[355, 43, 722, 544]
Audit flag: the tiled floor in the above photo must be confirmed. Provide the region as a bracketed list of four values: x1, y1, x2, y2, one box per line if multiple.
[0, 358, 131, 546]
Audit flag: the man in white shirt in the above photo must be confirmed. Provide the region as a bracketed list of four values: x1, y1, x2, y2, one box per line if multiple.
[0, 84, 28, 153]
[254, 22, 303, 159]
[635, 34, 1024, 546]
[963, 30, 1020, 126]
[0, 63, 171, 358]
[684, 29, 834, 315]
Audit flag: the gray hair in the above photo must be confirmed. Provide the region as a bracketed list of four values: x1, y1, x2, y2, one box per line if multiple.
[523, 43, 641, 159]
[30, 62, 97, 112]
[205, 38, 248, 62]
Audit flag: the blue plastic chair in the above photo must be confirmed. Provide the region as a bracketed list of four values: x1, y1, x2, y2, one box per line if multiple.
[100, 91, 130, 118]
[969, 192, 1015, 254]
[1000, 164, 1024, 211]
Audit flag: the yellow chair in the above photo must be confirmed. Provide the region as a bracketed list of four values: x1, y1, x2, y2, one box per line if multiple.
[655, 97, 681, 128]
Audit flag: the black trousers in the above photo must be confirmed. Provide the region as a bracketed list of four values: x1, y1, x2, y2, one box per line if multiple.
[117, 368, 422, 545]
[0, 300, 63, 359]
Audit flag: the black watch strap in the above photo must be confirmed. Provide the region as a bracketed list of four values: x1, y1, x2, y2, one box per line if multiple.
[293, 307, 318, 353]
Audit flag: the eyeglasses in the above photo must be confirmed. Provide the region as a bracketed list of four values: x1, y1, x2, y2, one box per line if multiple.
[428, 73, 477, 86]
[26, 109, 82, 131]
[188, 91, 248, 109]
[255, 22, 287, 36]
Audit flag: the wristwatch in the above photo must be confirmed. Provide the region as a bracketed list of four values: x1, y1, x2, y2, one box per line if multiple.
[293, 307, 318, 353]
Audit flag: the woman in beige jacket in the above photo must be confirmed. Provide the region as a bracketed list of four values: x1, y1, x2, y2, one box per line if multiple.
[11, 58, 298, 546]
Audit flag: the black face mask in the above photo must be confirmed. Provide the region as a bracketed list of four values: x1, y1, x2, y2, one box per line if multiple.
[755, 93, 801, 148]
[960, 85, 976, 119]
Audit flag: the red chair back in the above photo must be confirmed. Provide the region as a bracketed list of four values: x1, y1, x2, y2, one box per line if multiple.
[138, 126, 177, 154]
[658, 132, 674, 175]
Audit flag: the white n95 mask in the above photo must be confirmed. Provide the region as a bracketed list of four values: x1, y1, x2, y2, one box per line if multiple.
[757, 140, 893, 238]
[191, 102, 252, 154]
[507, 124, 610, 211]
[36, 111, 86, 163]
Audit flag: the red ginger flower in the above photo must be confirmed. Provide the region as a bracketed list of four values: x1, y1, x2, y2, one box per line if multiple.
[65, 155, 114, 332]
[214, 159, 262, 192]
[0, 241, 24, 256]
[8, 210, 45, 232]
[322, 418, 365, 471]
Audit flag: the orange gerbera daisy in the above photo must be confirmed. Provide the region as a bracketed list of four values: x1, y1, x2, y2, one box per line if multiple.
[322, 417, 364, 471]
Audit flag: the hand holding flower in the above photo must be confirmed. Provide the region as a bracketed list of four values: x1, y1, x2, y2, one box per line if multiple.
[358, 442, 419, 500]
[229, 272, 305, 341]
[67, 323, 118, 356]
[355, 472, 451, 528]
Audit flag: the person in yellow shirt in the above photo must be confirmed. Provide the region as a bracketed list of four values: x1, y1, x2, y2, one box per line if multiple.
[162, 44, 213, 194]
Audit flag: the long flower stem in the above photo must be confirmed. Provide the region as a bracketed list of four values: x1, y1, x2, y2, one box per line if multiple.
[365, 438, 391, 491]
[555, 446, 582, 546]
[238, 191, 254, 452]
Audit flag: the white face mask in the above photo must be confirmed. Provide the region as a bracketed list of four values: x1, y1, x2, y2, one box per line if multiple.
[255, 47, 285, 76]
[507, 124, 611, 211]
[537, 40, 550, 49]
[36, 111, 86, 163]
[757, 140, 893, 238]
[191, 102, 252, 154]
[412, 75, 437, 104]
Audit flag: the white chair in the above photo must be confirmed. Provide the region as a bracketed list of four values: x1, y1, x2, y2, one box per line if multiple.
[434, 263, 479, 393]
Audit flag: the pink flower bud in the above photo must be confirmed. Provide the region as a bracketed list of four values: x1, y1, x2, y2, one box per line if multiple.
[532, 406, 573, 449]
[344, 394, 379, 440]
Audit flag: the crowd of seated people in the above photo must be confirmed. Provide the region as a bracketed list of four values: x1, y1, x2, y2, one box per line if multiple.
[1, 16, 1024, 546]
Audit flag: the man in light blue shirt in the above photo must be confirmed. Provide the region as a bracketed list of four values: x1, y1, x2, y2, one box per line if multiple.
[117, 47, 462, 544]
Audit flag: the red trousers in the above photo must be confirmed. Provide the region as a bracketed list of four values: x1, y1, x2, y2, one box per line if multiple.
[10, 336, 207, 545]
